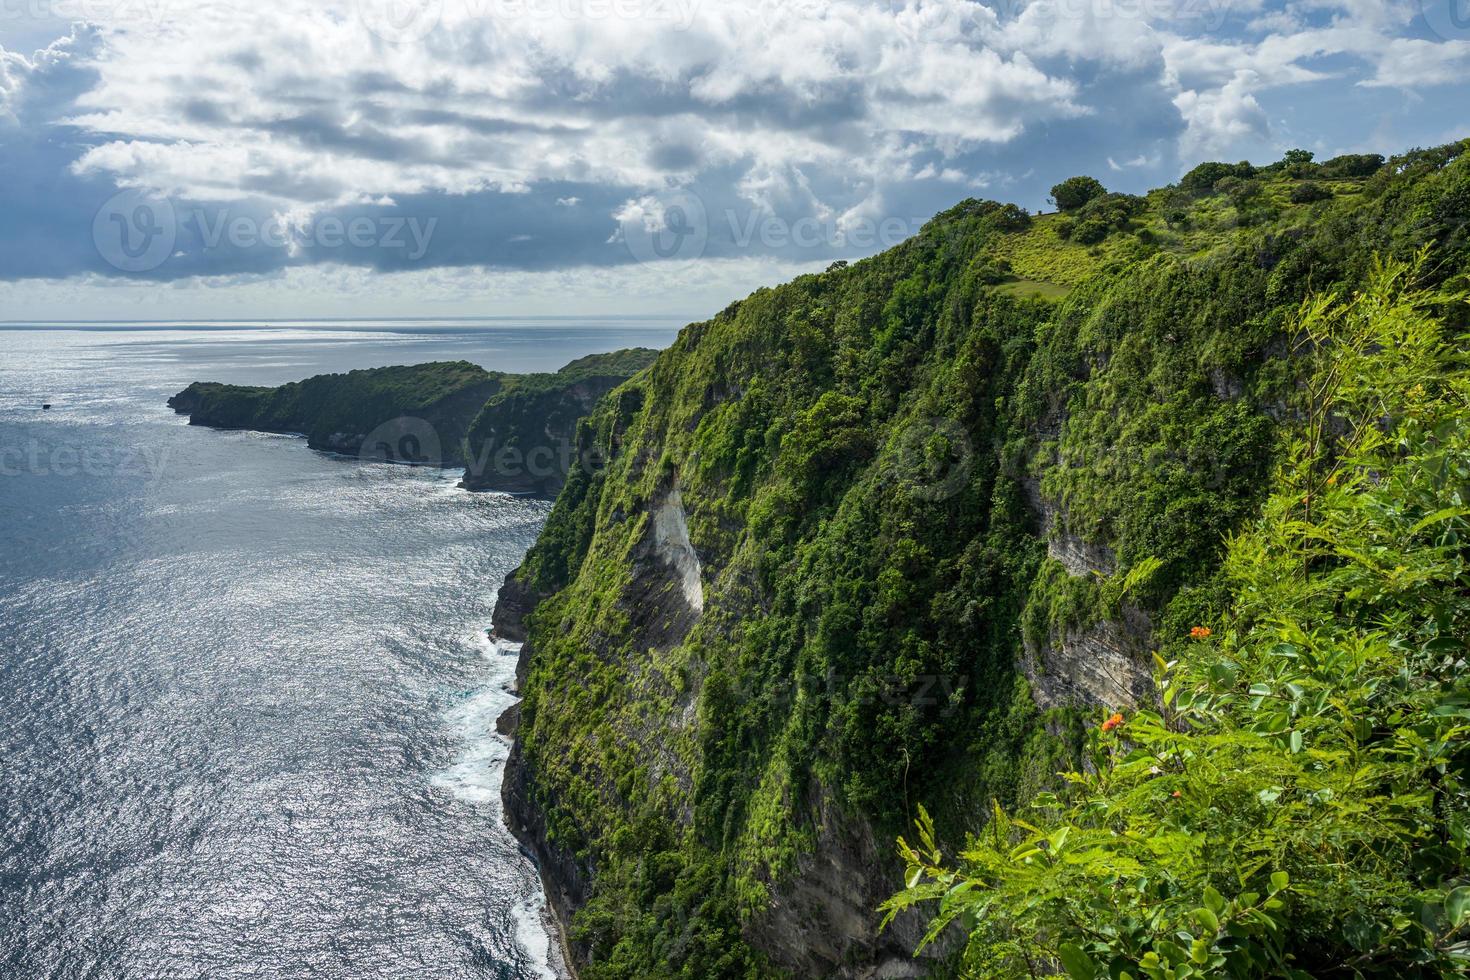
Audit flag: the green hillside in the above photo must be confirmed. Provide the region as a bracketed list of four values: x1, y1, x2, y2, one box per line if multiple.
[497, 142, 1470, 977]
[169, 361, 501, 465]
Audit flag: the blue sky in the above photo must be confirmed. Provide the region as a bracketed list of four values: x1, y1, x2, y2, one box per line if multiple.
[0, 0, 1466, 321]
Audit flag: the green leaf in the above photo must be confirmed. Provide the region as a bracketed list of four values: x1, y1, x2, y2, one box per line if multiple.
[1447, 886, 1470, 926]
[1057, 942, 1097, 980]
[1408, 506, 1470, 535]
[1289, 730, 1303, 754]
[1270, 871, 1290, 894]
[1194, 907, 1220, 934]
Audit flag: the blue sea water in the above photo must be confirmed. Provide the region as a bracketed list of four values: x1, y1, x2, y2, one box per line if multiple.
[0, 319, 682, 979]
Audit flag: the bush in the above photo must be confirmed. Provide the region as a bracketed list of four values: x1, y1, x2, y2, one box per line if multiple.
[1181, 161, 1252, 195]
[1050, 175, 1107, 212]
[1320, 153, 1385, 179]
[1289, 181, 1332, 204]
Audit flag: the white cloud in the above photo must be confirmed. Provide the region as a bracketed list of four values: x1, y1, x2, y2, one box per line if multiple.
[0, 0, 1466, 306]
[1362, 38, 1470, 87]
[1174, 69, 1270, 159]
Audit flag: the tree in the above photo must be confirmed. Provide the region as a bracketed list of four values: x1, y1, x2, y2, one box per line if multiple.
[1049, 176, 1107, 212]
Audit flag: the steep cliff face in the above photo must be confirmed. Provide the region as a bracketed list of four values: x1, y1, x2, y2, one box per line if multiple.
[500, 144, 1470, 977]
[461, 349, 660, 495]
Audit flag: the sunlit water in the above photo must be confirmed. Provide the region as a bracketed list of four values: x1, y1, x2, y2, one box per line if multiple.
[0, 320, 681, 979]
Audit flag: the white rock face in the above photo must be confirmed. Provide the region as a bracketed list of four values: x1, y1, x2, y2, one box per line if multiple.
[652, 487, 703, 613]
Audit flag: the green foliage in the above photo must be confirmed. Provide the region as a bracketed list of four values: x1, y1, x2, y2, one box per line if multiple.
[1320, 154, 1385, 179]
[1051, 176, 1108, 212]
[461, 348, 658, 494]
[1290, 181, 1332, 204]
[169, 360, 500, 463]
[507, 140, 1470, 978]
[1181, 161, 1255, 195]
[888, 258, 1470, 978]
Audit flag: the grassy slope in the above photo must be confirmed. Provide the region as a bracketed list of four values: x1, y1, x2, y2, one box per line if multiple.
[507, 142, 1470, 977]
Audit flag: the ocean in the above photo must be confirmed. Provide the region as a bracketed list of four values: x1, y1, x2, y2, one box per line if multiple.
[0, 319, 683, 979]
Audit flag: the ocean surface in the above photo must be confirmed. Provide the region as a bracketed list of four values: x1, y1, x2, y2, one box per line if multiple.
[0, 319, 683, 979]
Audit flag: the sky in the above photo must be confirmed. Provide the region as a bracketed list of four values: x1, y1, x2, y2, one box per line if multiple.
[0, 0, 1466, 322]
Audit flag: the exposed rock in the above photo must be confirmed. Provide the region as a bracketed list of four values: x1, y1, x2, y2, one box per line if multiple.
[1024, 603, 1155, 711]
[1022, 483, 1151, 711]
[502, 737, 593, 970]
[491, 568, 536, 645]
[650, 487, 703, 613]
[495, 701, 520, 737]
[746, 783, 952, 978]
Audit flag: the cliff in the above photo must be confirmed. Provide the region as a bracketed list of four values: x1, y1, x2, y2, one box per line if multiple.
[462, 348, 660, 496]
[169, 350, 656, 484]
[169, 361, 501, 465]
[496, 142, 1470, 977]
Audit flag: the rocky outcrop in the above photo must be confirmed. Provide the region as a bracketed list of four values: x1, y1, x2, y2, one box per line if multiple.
[490, 568, 536, 648]
[169, 362, 503, 467]
[501, 730, 593, 971]
[650, 488, 703, 613]
[746, 786, 950, 978]
[1021, 487, 1154, 711]
[1023, 604, 1155, 712]
[460, 349, 658, 496]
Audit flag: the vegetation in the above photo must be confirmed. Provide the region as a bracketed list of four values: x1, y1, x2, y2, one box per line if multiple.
[461, 348, 659, 494]
[502, 140, 1470, 977]
[887, 257, 1470, 978]
[169, 361, 500, 464]
[1051, 176, 1109, 212]
[170, 349, 655, 484]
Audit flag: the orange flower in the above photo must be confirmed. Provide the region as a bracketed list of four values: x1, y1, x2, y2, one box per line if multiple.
[1101, 712, 1124, 733]
[1190, 626, 1212, 640]
[1171, 790, 1182, 798]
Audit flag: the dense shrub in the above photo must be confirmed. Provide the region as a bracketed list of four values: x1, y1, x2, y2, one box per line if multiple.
[1050, 175, 1107, 211]
[1320, 153, 1385, 178]
[1290, 181, 1332, 204]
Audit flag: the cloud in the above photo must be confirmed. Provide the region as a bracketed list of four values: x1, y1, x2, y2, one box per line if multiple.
[1174, 69, 1271, 159]
[0, 0, 1466, 303]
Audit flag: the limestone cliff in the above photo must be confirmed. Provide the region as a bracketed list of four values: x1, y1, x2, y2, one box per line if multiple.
[493, 142, 1470, 978]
